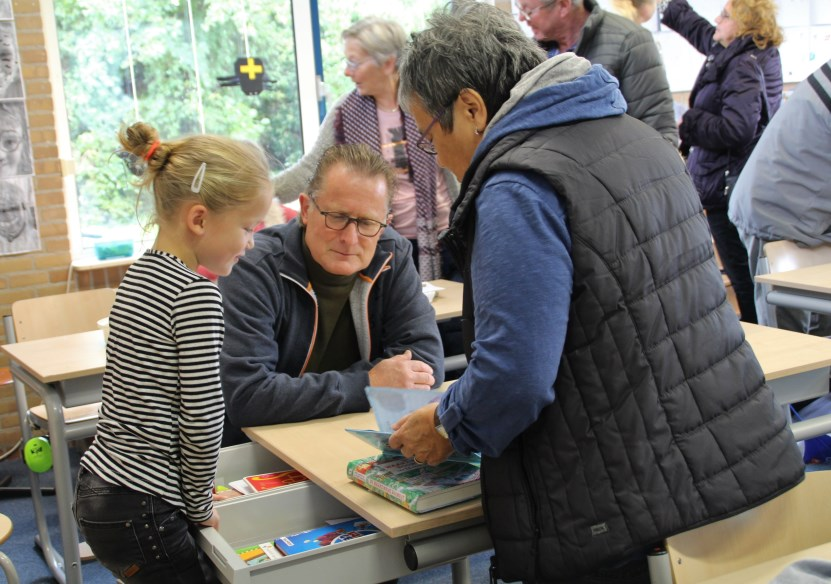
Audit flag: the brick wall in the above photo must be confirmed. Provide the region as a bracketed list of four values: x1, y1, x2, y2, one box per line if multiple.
[0, 0, 127, 451]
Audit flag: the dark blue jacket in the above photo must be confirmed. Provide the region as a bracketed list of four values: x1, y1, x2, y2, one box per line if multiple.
[663, 0, 782, 209]
[218, 219, 444, 445]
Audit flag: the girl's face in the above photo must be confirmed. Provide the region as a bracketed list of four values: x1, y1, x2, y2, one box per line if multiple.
[194, 188, 273, 277]
[714, 2, 739, 47]
[0, 119, 23, 177]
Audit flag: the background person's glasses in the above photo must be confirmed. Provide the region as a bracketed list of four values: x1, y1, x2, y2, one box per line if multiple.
[0, 130, 21, 152]
[344, 57, 373, 72]
[515, 1, 553, 20]
[310, 196, 387, 237]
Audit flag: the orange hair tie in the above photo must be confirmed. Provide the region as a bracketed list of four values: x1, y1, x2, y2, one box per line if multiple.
[143, 140, 160, 161]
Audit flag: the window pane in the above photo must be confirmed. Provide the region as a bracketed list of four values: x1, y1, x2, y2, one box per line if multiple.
[53, 0, 301, 254]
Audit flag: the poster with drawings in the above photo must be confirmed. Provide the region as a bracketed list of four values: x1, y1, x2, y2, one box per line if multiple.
[0, 2, 40, 255]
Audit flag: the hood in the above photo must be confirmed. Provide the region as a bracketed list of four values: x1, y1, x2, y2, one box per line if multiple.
[480, 53, 627, 154]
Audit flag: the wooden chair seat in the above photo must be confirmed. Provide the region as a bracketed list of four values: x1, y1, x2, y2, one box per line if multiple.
[28, 402, 100, 425]
[667, 471, 831, 583]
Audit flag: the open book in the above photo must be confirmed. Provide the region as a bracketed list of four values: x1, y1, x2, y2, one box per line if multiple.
[345, 386, 481, 466]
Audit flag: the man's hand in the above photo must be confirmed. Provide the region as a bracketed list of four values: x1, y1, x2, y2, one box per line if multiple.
[199, 508, 220, 530]
[368, 349, 435, 389]
[389, 402, 454, 467]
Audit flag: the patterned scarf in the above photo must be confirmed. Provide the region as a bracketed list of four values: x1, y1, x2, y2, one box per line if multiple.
[336, 90, 441, 280]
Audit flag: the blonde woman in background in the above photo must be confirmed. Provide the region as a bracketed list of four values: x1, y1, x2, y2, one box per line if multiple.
[273, 17, 458, 281]
[662, 0, 783, 325]
[608, 0, 656, 24]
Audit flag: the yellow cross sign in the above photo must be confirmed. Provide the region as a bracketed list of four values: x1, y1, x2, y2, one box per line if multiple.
[239, 57, 263, 80]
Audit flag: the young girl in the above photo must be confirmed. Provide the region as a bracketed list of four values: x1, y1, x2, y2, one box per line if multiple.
[74, 121, 272, 583]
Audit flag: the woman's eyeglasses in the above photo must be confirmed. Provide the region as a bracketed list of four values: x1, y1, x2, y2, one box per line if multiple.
[344, 57, 373, 72]
[0, 130, 21, 153]
[309, 196, 387, 237]
[415, 112, 444, 155]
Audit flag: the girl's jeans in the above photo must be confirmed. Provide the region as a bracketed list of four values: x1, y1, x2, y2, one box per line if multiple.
[73, 467, 217, 583]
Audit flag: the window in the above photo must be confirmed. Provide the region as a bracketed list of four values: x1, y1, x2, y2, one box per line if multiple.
[49, 0, 447, 258]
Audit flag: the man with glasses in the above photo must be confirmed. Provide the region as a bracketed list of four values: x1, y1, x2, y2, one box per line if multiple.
[515, 0, 678, 145]
[218, 144, 444, 446]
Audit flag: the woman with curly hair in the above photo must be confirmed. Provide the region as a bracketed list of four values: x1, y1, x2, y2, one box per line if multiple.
[662, 0, 783, 324]
[609, 0, 657, 24]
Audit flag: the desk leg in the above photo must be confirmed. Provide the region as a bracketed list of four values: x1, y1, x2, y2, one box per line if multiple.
[44, 390, 83, 584]
[450, 558, 471, 584]
[10, 362, 66, 584]
[10, 362, 80, 584]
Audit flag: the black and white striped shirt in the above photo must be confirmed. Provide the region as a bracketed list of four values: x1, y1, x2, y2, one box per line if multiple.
[81, 250, 224, 523]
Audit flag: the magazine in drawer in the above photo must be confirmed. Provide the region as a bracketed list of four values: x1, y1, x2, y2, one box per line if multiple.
[198, 480, 412, 584]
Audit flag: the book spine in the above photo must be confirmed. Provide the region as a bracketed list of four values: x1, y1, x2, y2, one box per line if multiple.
[348, 462, 416, 512]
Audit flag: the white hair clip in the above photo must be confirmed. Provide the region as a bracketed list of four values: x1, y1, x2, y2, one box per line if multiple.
[191, 162, 207, 193]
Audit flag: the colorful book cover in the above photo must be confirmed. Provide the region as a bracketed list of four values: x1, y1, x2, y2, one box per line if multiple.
[243, 469, 309, 493]
[273, 517, 379, 556]
[235, 541, 283, 565]
[346, 454, 481, 513]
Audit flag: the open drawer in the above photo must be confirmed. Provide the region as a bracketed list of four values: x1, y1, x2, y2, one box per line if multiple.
[198, 477, 413, 584]
[215, 441, 293, 500]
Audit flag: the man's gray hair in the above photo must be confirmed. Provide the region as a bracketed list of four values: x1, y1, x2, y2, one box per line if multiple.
[398, 0, 545, 131]
[342, 17, 407, 68]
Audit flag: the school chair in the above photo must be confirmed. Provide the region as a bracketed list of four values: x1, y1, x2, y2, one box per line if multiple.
[0, 513, 20, 584]
[662, 470, 831, 584]
[3, 288, 116, 571]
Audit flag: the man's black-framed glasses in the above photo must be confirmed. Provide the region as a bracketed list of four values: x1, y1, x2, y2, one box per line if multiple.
[415, 110, 445, 155]
[309, 196, 387, 237]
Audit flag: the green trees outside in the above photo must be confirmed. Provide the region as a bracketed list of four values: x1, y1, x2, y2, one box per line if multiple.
[53, 0, 442, 241]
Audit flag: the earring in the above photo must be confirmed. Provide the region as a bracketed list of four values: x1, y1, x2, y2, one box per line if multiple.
[474, 128, 482, 136]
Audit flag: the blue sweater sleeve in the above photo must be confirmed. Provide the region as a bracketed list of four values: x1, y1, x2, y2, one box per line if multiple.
[438, 171, 572, 458]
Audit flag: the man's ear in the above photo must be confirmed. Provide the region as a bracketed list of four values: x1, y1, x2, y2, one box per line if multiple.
[186, 203, 209, 235]
[299, 193, 311, 226]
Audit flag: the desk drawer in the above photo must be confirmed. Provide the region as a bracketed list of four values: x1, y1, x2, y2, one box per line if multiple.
[215, 442, 291, 491]
[198, 480, 411, 584]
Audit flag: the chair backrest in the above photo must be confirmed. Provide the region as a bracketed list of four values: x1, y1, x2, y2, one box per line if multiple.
[666, 471, 831, 583]
[764, 241, 831, 275]
[11, 288, 116, 342]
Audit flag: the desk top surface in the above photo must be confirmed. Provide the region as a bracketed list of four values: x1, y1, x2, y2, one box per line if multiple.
[755, 263, 831, 294]
[742, 323, 831, 380]
[245, 412, 483, 539]
[1, 330, 106, 383]
[5, 322, 829, 385]
[428, 279, 463, 322]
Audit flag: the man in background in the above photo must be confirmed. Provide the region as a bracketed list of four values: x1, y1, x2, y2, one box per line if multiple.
[729, 59, 831, 335]
[219, 144, 444, 445]
[515, 0, 678, 145]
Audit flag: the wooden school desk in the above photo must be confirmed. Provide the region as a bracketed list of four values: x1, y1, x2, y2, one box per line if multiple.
[4, 322, 831, 583]
[1, 330, 104, 584]
[755, 263, 831, 316]
[427, 278, 463, 322]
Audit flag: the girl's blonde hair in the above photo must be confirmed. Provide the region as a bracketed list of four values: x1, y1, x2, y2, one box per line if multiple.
[118, 122, 271, 224]
[732, 0, 784, 49]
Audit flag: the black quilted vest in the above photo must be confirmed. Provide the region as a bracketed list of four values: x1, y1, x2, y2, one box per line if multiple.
[442, 114, 804, 582]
